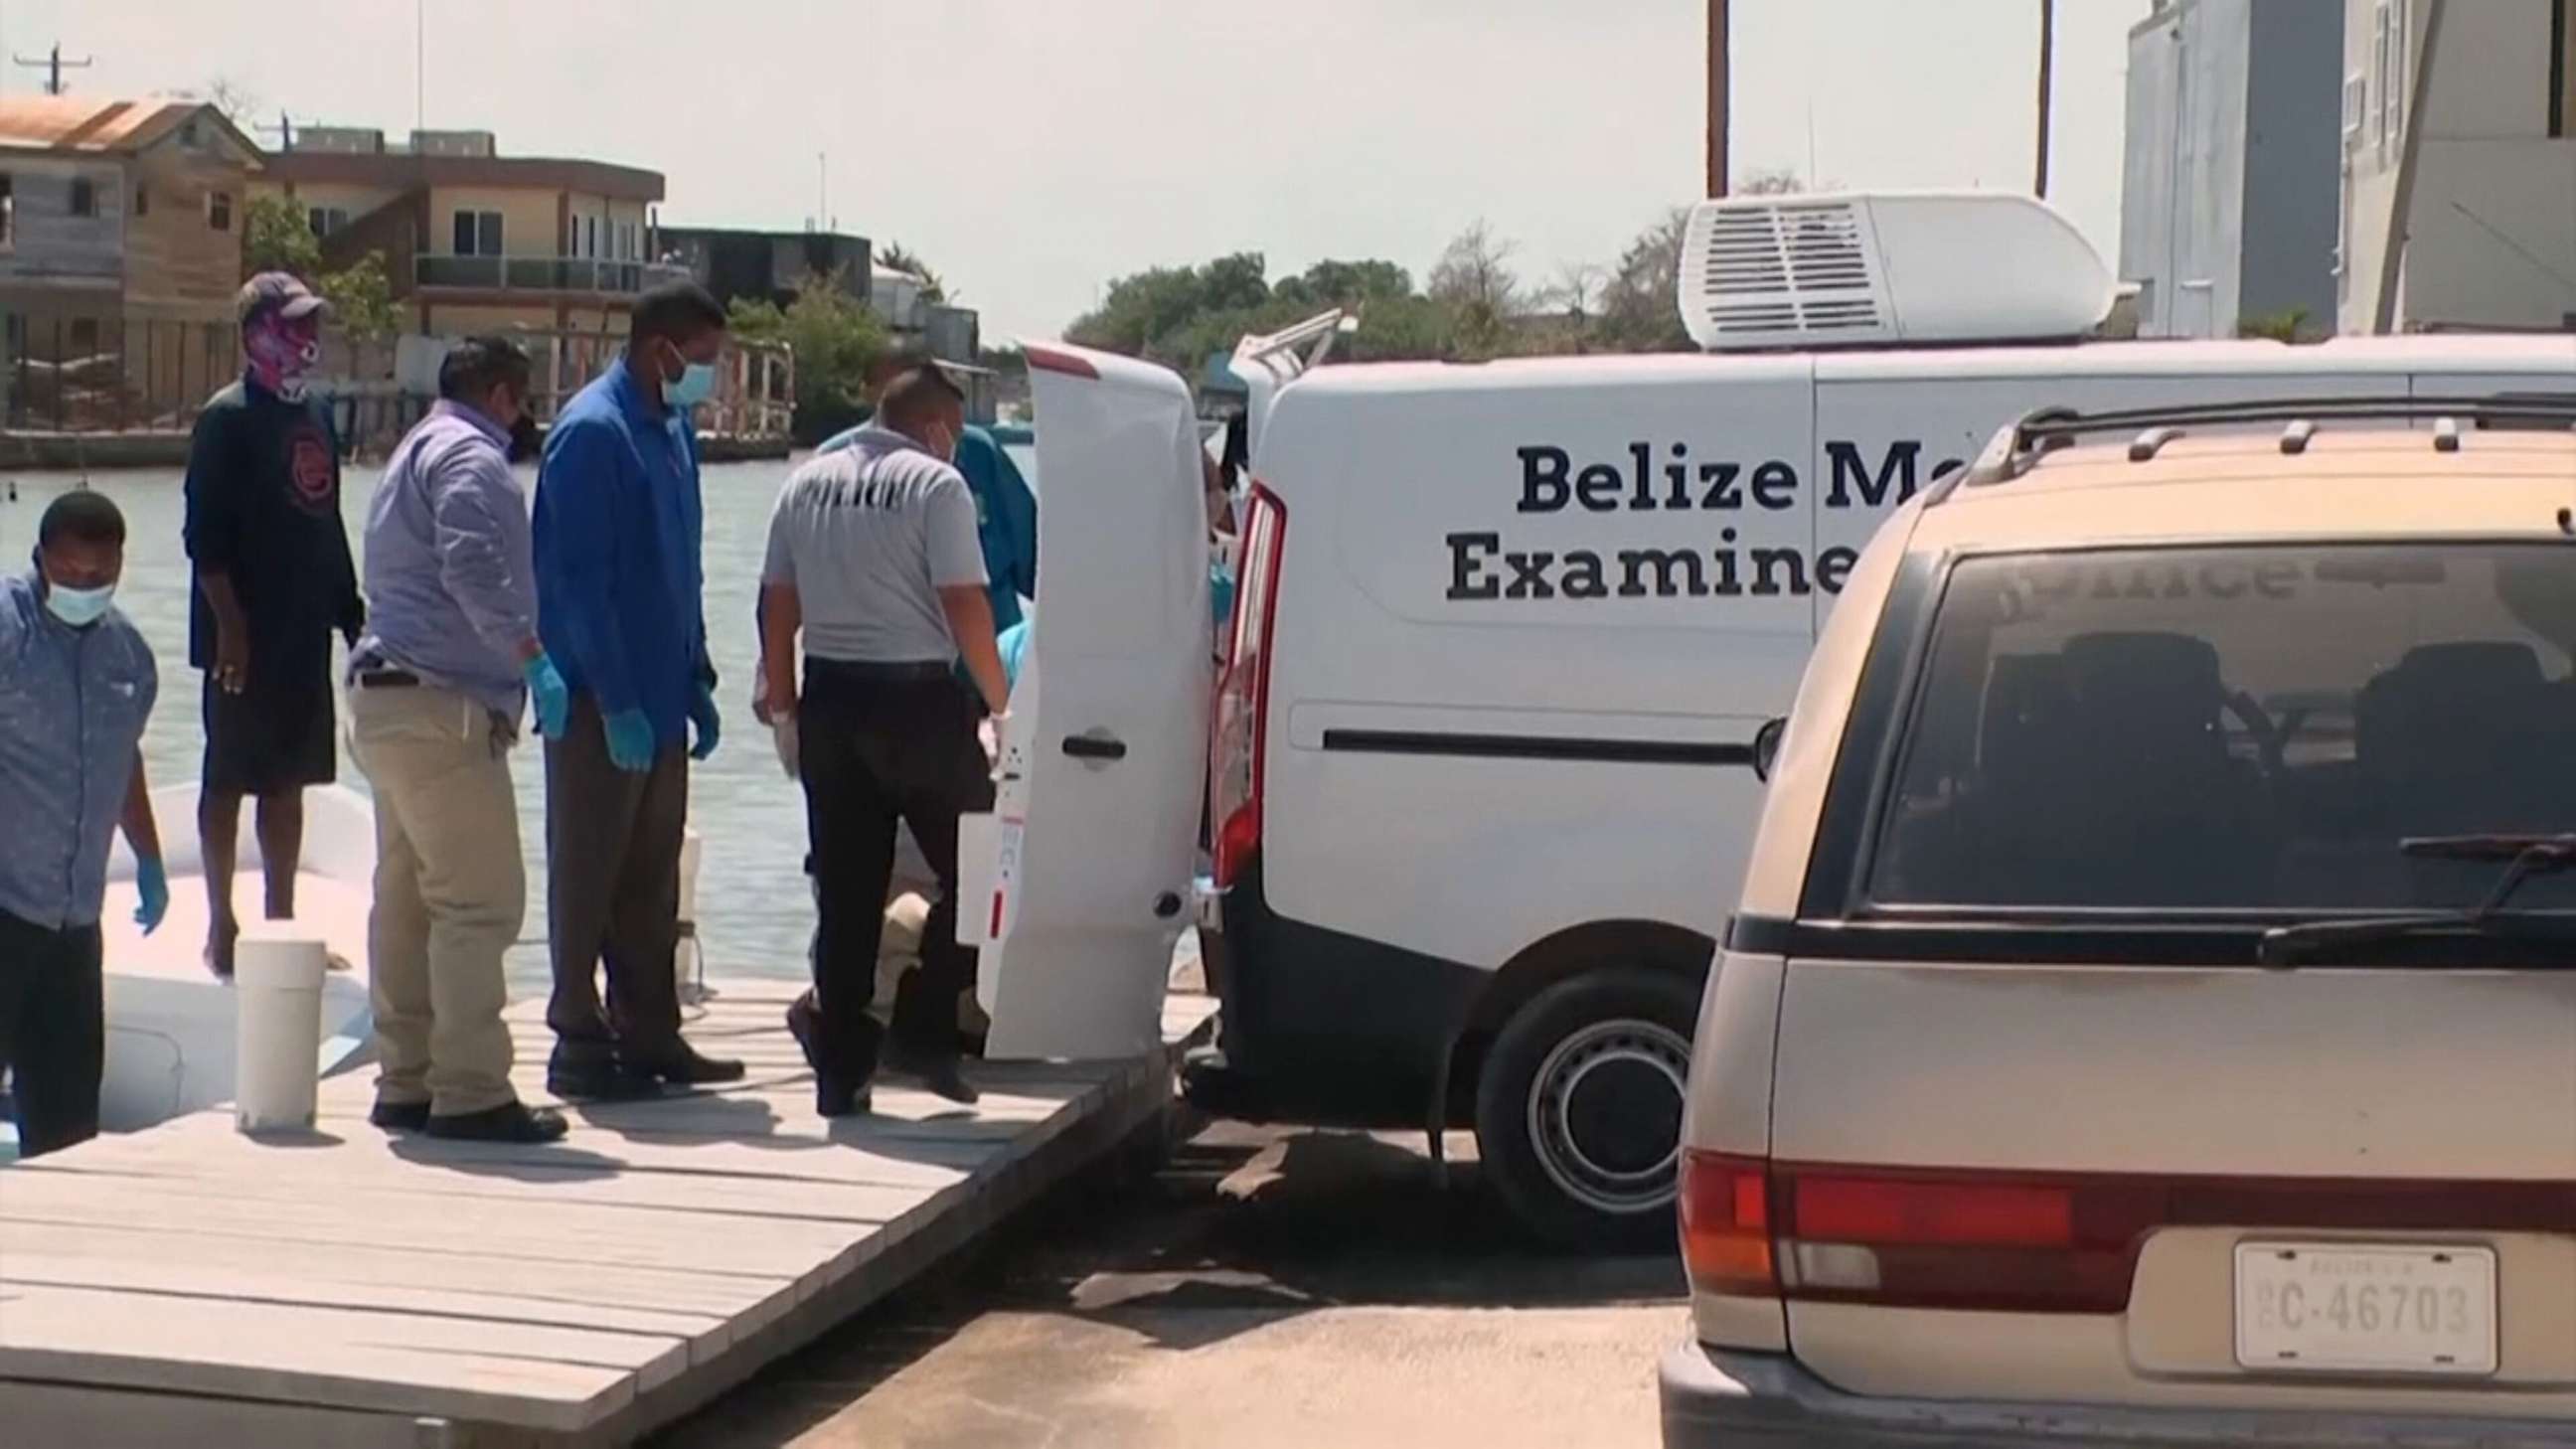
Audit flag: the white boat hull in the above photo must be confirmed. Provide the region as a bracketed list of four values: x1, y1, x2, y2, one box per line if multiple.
[84, 783, 377, 1135]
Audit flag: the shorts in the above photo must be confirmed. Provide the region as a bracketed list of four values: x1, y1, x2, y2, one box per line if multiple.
[202, 658, 337, 796]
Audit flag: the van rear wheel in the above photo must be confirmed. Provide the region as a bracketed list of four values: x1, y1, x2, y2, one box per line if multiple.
[1473, 968, 1697, 1252]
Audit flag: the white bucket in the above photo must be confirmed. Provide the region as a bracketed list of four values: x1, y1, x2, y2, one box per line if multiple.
[233, 929, 327, 1134]
[678, 828, 703, 924]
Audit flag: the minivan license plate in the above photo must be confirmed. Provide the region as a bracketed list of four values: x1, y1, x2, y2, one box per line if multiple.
[2234, 1243, 2496, 1375]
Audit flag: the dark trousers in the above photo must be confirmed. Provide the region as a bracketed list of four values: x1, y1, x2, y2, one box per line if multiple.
[0, 909, 104, 1159]
[799, 662, 995, 1082]
[544, 694, 686, 1053]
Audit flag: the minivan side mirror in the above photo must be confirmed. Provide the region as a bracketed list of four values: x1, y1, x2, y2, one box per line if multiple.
[1752, 717, 1788, 783]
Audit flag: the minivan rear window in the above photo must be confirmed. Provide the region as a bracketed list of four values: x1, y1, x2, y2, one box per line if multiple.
[1867, 544, 2576, 913]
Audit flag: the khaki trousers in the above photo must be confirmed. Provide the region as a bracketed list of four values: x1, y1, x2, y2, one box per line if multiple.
[349, 684, 524, 1115]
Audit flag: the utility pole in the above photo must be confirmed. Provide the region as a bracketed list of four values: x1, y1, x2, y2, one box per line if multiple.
[414, 0, 426, 136]
[13, 43, 92, 96]
[255, 110, 308, 153]
[2374, 0, 2447, 334]
[2033, 0, 2056, 197]
[817, 151, 828, 235]
[1705, 0, 1730, 197]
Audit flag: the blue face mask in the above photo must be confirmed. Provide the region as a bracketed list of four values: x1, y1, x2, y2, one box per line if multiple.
[662, 345, 718, 409]
[44, 579, 114, 628]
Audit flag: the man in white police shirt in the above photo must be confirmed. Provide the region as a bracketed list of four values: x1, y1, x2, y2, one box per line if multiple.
[759, 363, 1010, 1115]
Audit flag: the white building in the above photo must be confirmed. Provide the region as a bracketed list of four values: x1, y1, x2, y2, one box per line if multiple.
[2337, 0, 2576, 333]
[2122, 0, 2345, 339]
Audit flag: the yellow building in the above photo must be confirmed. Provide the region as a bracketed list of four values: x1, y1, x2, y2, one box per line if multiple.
[253, 128, 675, 339]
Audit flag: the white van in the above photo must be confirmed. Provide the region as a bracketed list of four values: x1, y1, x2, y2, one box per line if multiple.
[968, 193, 2576, 1250]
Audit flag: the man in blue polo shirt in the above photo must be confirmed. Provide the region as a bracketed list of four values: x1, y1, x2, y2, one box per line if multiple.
[0, 492, 168, 1158]
[533, 282, 742, 1100]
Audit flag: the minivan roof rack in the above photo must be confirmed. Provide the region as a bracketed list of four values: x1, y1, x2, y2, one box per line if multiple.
[1930, 394, 2576, 503]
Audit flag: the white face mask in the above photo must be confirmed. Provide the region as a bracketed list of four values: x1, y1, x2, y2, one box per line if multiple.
[44, 579, 115, 627]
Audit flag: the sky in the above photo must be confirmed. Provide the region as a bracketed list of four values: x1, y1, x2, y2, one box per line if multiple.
[28, 0, 2152, 341]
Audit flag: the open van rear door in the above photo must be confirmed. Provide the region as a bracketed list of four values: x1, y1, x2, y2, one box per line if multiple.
[1228, 309, 1353, 458]
[968, 344, 1211, 1059]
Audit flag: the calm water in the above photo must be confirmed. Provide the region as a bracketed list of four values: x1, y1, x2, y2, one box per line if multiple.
[4, 460, 815, 992]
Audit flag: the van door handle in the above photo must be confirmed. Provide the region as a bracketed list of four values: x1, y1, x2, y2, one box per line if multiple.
[1061, 733, 1127, 762]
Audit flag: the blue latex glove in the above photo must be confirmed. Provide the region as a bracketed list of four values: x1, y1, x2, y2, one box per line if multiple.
[687, 680, 721, 762]
[134, 855, 169, 936]
[997, 618, 1032, 690]
[603, 709, 657, 773]
[524, 651, 570, 741]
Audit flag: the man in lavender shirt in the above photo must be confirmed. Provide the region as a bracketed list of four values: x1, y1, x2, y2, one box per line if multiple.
[346, 338, 571, 1144]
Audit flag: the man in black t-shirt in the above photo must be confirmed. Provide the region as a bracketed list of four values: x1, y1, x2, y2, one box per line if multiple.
[182, 272, 363, 977]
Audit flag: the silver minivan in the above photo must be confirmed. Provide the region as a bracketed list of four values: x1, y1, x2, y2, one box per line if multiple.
[1663, 398, 2576, 1445]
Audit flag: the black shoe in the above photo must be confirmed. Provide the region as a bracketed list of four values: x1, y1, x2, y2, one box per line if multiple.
[788, 995, 873, 1117]
[369, 1099, 431, 1133]
[629, 1038, 746, 1086]
[546, 1041, 664, 1102]
[425, 1101, 569, 1143]
[818, 1083, 876, 1118]
[785, 993, 822, 1066]
[885, 1046, 980, 1106]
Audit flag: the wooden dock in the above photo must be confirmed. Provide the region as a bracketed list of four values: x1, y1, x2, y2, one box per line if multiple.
[0, 976, 1217, 1448]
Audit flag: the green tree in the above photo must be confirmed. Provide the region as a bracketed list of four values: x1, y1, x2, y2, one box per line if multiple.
[242, 193, 322, 277]
[318, 252, 402, 344]
[1066, 251, 1280, 371]
[875, 242, 949, 303]
[1274, 258, 1413, 310]
[1593, 207, 1694, 354]
[1427, 220, 1523, 360]
[729, 268, 890, 445]
[2237, 309, 2313, 343]
[314, 250, 402, 380]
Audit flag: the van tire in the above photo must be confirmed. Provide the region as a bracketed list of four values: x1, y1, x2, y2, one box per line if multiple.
[1473, 967, 1698, 1253]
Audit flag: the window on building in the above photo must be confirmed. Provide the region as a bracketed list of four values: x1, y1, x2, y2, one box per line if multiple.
[308, 207, 350, 239]
[69, 177, 95, 218]
[134, 185, 148, 218]
[2374, 0, 2409, 160]
[452, 209, 503, 255]
[180, 120, 201, 148]
[1, 175, 16, 250]
[585, 215, 599, 258]
[69, 317, 97, 353]
[2368, 3, 2390, 161]
[208, 190, 233, 232]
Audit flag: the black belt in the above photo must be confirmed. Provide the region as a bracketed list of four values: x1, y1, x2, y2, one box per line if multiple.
[805, 658, 955, 684]
[356, 669, 421, 690]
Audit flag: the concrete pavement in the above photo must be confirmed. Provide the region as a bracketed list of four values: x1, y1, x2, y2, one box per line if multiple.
[650, 1120, 1686, 1448]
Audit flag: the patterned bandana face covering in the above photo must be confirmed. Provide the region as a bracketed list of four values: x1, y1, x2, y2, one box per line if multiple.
[244, 312, 323, 402]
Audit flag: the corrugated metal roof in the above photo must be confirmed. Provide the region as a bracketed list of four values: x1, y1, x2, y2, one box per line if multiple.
[0, 96, 244, 156]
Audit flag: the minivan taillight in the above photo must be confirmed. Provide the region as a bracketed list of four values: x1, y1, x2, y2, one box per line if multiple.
[1679, 1151, 1777, 1296]
[1694, 1155, 2561, 1316]
[1210, 485, 1284, 888]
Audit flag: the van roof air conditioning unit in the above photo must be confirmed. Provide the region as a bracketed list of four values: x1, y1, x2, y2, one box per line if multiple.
[1678, 191, 2114, 352]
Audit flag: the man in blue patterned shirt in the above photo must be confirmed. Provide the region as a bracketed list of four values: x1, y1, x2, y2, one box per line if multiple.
[0, 492, 167, 1158]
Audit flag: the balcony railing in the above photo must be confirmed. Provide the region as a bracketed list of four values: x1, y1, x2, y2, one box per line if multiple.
[414, 254, 695, 295]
